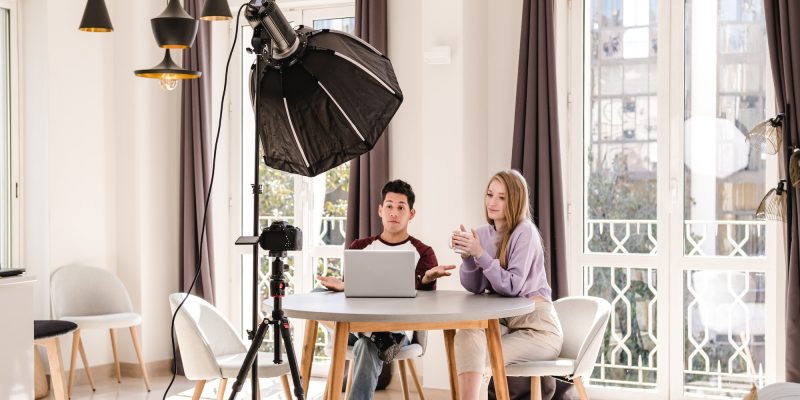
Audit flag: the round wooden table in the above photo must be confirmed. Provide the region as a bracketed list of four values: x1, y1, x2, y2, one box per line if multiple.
[282, 290, 535, 400]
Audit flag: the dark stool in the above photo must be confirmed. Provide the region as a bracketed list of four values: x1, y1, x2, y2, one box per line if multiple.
[34, 320, 77, 400]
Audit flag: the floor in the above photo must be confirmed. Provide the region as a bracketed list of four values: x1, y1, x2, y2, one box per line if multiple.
[51, 373, 453, 399]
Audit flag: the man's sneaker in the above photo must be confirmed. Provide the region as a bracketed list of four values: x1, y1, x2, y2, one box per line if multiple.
[377, 341, 403, 364]
[369, 332, 404, 364]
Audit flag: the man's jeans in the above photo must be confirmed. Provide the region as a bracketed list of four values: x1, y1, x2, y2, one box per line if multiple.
[348, 333, 410, 400]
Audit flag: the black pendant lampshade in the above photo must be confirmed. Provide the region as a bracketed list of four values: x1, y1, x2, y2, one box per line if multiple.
[201, 0, 233, 21]
[79, 0, 114, 32]
[151, 0, 199, 49]
[134, 49, 201, 91]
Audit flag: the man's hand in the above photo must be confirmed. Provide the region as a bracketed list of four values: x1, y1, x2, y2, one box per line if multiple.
[316, 276, 344, 292]
[421, 265, 456, 285]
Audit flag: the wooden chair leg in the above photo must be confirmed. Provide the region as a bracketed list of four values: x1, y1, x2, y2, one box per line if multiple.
[68, 330, 80, 398]
[574, 376, 589, 400]
[109, 328, 121, 383]
[407, 358, 425, 400]
[282, 374, 293, 399]
[343, 360, 354, 400]
[398, 360, 410, 400]
[192, 380, 206, 400]
[129, 326, 151, 391]
[257, 377, 262, 400]
[217, 378, 228, 400]
[531, 376, 542, 400]
[77, 336, 95, 391]
[40, 337, 67, 400]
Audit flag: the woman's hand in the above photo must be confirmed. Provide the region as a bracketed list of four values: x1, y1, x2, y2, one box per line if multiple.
[451, 225, 483, 258]
[316, 276, 344, 292]
[421, 265, 456, 285]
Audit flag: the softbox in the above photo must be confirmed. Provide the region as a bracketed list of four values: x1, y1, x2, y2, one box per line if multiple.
[249, 26, 403, 177]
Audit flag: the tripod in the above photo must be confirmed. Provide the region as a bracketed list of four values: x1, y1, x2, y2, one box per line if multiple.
[229, 26, 305, 400]
[228, 252, 305, 400]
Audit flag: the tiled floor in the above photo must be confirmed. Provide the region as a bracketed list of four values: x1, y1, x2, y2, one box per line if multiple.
[51, 373, 452, 399]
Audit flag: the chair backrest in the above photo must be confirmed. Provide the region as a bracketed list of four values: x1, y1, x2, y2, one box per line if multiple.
[169, 293, 247, 380]
[50, 265, 134, 318]
[553, 296, 612, 378]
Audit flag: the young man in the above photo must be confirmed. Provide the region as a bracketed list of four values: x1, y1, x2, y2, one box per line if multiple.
[317, 179, 454, 400]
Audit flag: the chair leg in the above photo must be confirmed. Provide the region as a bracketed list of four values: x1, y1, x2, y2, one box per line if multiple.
[257, 377, 262, 400]
[282, 374, 293, 399]
[398, 360, 410, 400]
[407, 359, 425, 400]
[344, 360, 354, 400]
[77, 336, 96, 391]
[129, 326, 151, 391]
[68, 330, 80, 398]
[192, 380, 206, 400]
[217, 378, 228, 400]
[574, 377, 589, 400]
[531, 376, 542, 400]
[109, 328, 121, 383]
[40, 337, 68, 400]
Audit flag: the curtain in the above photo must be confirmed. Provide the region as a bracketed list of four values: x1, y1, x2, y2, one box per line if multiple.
[764, 0, 800, 382]
[179, 1, 215, 304]
[510, 0, 567, 300]
[345, 0, 390, 246]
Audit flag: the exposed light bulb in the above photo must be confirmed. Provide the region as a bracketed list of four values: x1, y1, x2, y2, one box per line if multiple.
[159, 74, 178, 91]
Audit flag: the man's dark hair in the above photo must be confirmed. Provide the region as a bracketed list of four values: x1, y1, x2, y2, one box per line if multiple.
[381, 180, 415, 209]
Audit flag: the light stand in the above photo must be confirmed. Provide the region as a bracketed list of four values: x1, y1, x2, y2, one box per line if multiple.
[230, 26, 305, 400]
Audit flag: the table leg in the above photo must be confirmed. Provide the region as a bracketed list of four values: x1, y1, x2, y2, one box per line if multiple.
[301, 320, 318, 396]
[443, 329, 459, 400]
[326, 322, 349, 400]
[486, 319, 509, 400]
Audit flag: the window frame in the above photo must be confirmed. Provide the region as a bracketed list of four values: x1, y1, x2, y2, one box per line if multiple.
[0, 0, 20, 270]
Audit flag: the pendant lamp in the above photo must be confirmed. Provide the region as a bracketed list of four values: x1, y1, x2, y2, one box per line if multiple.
[79, 0, 114, 32]
[201, 0, 233, 21]
[151, 0, 199, 49]
[134, 50, 201, 91]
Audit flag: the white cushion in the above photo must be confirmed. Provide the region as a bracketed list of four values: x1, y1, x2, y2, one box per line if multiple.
[758, 382, 800, 399]
[60, 313, 142, 330]
[505, 358, 576, 377]
[218, 352, 290, 379]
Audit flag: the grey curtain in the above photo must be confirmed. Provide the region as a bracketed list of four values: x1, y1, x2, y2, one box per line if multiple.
[510, 0, 567, 300]
[765, 0, 800, 382]
[179, 1, 215, 304]
[346, 0, 390, 245]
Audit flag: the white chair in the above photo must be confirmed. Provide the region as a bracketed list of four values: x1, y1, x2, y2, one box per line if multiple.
[50, 264, 150, 394]
[170, 293, 292, 400]
[505, 296, 612, 400]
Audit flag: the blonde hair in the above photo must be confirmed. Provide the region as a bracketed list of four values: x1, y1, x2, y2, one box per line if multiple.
[485, 170, 531, 268]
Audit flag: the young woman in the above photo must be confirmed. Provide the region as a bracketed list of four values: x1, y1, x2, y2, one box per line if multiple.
[450, 170, 563, 400]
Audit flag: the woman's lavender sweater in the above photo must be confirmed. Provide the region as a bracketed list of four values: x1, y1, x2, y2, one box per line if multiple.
[459, 220, 552, 300]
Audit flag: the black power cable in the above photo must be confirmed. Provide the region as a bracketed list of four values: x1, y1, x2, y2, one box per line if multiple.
[164, 4, 248, 399]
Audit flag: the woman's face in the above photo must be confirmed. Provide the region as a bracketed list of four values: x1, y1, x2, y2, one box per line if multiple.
[485, 179, 507, 223]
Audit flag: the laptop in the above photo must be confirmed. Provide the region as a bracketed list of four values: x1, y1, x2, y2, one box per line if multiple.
[344, 250, 417, 298]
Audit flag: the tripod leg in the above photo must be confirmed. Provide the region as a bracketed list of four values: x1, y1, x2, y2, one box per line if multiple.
[279, 320, 306, 400]
[228, 319, 270, 400]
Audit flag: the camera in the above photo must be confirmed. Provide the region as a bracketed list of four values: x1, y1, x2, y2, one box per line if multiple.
[259, 220, 303, 253]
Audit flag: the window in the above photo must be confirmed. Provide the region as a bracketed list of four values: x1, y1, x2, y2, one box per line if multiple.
[237, 2, 355, 370]
[0, 1, 18, 270]
[569, 0, 777, 398]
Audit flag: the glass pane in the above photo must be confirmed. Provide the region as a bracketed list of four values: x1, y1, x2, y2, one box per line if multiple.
[684, 0, 767, 257]
[584, 266, 658, 390]
[318, 163, 349, 246]
[585, 0, 658, 255]
[313, 17, 355, 33]
[684, 270, 766, 397]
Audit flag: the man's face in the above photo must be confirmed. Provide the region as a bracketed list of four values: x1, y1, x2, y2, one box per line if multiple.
[378, 192, 415, 235]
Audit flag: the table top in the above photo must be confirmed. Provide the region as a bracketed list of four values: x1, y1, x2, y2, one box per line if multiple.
[281, 290, 535, 322]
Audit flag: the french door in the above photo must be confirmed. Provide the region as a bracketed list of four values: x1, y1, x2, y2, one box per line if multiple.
[566, 0, 784, 398]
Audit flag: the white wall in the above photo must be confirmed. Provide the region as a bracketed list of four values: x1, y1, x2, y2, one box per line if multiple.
[21, 0, 190, 368]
